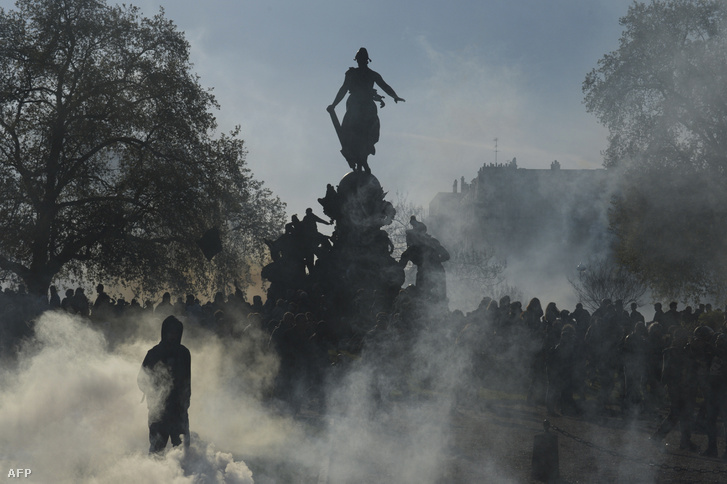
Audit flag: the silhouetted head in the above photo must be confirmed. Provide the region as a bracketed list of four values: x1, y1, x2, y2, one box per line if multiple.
[526, 297, 542, 314]
[354, 47, 370, 64]
[694, 325, 714, 342]
[161, 316, 184, 345]
[647, 321, 662, 337]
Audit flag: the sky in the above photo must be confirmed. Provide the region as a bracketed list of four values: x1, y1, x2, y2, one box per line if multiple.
[1, 0, 635, 215]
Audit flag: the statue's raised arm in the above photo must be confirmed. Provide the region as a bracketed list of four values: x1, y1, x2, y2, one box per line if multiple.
[372, 71, 405, 104]
[327, 48, 404, 174]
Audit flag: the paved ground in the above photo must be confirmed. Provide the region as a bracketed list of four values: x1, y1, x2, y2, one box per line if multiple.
[245, 390, 727, 483]
[442, 392, 727, 484]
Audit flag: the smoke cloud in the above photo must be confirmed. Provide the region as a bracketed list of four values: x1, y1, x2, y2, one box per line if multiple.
[0, 312, 262, 483]
[0, 297, 523, 483]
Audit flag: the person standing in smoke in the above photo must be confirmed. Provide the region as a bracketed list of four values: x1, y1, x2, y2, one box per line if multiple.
[701, 333, 727, 459]
[92, 283, 113, 321]
[546, 324, 579, 416]
[585, 299, 623, 413]
[48, 285, 61, 309]
[622, 321, 649, 412]
[61, 288, 75, 312]
[644, 322, 667, 410]
[629, 302, 645, 325]
[522, 297, 545, 403]
[652, 302, 665, 325]
[138, 316, 191, 453]
[155, 292, 174, 319]
[71, 287, 90, 317]
[662, 301, 681, 331]
[650, 328, 699, 452]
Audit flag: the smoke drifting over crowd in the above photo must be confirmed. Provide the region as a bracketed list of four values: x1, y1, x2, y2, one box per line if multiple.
[0, 300, 509, 483]
[6, 1, 727, 482]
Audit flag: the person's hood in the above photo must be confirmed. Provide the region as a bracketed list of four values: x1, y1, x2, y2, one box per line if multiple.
[161, 315, 183, 345]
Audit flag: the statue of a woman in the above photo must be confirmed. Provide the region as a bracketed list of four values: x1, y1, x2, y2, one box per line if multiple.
[327, 48, 405, 173]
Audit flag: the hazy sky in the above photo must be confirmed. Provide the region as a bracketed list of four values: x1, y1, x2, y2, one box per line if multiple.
[2, 0, 635, 215]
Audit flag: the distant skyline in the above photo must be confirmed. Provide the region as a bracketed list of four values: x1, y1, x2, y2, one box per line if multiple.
[0, 0, 635, 215]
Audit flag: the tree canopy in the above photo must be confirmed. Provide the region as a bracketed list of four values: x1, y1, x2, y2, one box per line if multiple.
[584, 0, 727, 172]
[0, 0, 286, 297]
[583, 0, 727, 302]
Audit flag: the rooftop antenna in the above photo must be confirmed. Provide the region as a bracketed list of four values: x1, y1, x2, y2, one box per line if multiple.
[493, 137, 498, 164]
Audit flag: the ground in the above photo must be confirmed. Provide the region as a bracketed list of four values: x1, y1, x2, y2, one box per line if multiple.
[443, 391, 727, 484]
[246, 388, 727, 484]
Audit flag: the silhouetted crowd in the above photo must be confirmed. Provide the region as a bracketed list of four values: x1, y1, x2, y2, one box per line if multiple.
[3, 283, 727, 458]
[456, 296, 727, 460]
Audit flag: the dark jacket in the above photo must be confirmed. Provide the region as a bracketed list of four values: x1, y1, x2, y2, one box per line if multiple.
[138, 316, 191, 423]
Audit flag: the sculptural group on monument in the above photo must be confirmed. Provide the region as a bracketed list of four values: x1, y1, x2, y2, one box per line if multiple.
[261, 48, 450, 322]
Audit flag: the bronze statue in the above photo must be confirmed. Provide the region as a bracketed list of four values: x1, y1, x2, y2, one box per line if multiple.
[327, 48, 405, 173]
[399, 216, 450, 303]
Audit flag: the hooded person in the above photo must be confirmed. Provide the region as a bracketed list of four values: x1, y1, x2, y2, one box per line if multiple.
[138, 316, 191, 453]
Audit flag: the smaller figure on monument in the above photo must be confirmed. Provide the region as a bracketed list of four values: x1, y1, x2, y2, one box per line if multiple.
[318, 183, 342, 221]
[327, 47, 405, 174]
[400, 216, 450, 303]
[302, 208, 333, 273]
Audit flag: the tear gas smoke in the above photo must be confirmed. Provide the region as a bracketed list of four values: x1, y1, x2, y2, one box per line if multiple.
[0, 298, 523, 483]
[0, 312, 261, 483]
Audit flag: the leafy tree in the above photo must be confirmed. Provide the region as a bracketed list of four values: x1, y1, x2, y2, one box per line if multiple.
[584, 0, 727, 171]
[0, 0, 286, 297]
[583, 0, 727, 301]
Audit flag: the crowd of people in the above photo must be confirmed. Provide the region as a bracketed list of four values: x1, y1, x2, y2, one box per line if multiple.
[455, 296, 727, 460]
[2, 281, 727, 459]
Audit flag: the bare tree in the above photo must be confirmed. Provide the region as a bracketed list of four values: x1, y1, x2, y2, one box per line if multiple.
[385, 191, 424, 259]
[445, 245, 507, 311]
[569, 258, 646, 312]
[385, 191, 508, 310]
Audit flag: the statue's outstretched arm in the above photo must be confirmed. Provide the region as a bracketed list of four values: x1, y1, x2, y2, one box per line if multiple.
[328, 78, 349, 112]
[374, 72, 405, 103]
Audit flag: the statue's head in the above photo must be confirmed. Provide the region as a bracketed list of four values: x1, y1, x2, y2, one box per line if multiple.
[355, 47, 370, 64]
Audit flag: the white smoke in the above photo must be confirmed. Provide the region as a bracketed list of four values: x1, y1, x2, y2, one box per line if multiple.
[0, 312, 261, 483]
